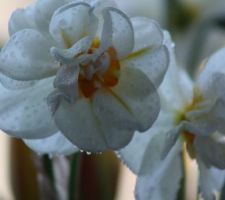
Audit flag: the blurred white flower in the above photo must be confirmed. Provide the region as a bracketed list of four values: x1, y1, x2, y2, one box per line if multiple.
[120, 32, 225, 200]
[0, 0, 169, 153]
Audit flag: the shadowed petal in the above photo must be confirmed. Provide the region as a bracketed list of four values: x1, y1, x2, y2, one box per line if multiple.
[0, 77, 57, 139]
[198, 160, 225, 200]
[24, 132, 78, 155]
[122, 46, 169, 88]
[111, 66, 160, 132]
[54, 98, 107, 152]
[135, 134, 182, 200]
[119, 111, 174, 174]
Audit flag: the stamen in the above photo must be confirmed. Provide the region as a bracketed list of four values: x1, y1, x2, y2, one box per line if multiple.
[78, 46, 120, 98]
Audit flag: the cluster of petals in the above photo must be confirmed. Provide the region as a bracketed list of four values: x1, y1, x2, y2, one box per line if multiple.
[0, 0, 169, 153]
[120, 32, 225, 200]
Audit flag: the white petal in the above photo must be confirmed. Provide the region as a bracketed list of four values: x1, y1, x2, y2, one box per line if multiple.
[161, 125, 182, 159]
[130, 17, 163, 52]
[0, 77, 57, 139]
[89, 0, 117, 14]
[198, 47, 225, 98]
[102, 8, 134, 58]
[122, 46, 169, 88]
[112, 66, 160, 132]
[49, 2, 96, 48]
[24, 132, 78, 155]
[8, 4, 36, 35]
[195, 133, 225, 169]
[34, 0, 67, 33]
[186, 96, 225, 136]
[198, 160, 225, 200]
[0, 73, 35, 90]
[0, 29, 57, 81]
[54, 98, 107, 152]
[135, 136, 182, 200]
[119, 111, 174, 174]
[50, 36, 92, 61]
[159, 68, 193, 112]
[159, 31, 193, 111]
[92, 89, 140, 150]
[53, 65, 79, 103]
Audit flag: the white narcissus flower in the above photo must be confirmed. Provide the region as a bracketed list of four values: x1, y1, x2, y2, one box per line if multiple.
[119, 32, 225, 200]
[0, 0, 169, 153]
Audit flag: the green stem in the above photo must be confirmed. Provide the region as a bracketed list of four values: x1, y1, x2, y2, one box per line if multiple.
[68, 153, 81, 200]
[41, 154, 58, 200]
[220, 181, 225, 200]
[42, 155, 55, 185]
[176, 146, 186, 200]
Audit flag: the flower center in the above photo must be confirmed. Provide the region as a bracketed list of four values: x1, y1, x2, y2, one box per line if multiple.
[78, 39, 120, 98]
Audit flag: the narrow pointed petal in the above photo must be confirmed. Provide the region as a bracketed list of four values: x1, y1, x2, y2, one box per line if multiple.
[0, 29, 57, 81]
[135, 135, 182, 200]
[119, 111, 174, 174]
[159, 31, 193, 111]
[195, 133, 225, 169]
[198, 47, 225, 98]
[0, 77, 57, 139]
[198, 160, 225, 200]
[24, 132, 78, 155]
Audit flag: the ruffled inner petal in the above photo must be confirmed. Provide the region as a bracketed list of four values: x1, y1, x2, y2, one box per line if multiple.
[130, 17, 163, 52]
[101, 7, 134, 59]
[35, 0, 68, 33]
[49, 2, 97, 48]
